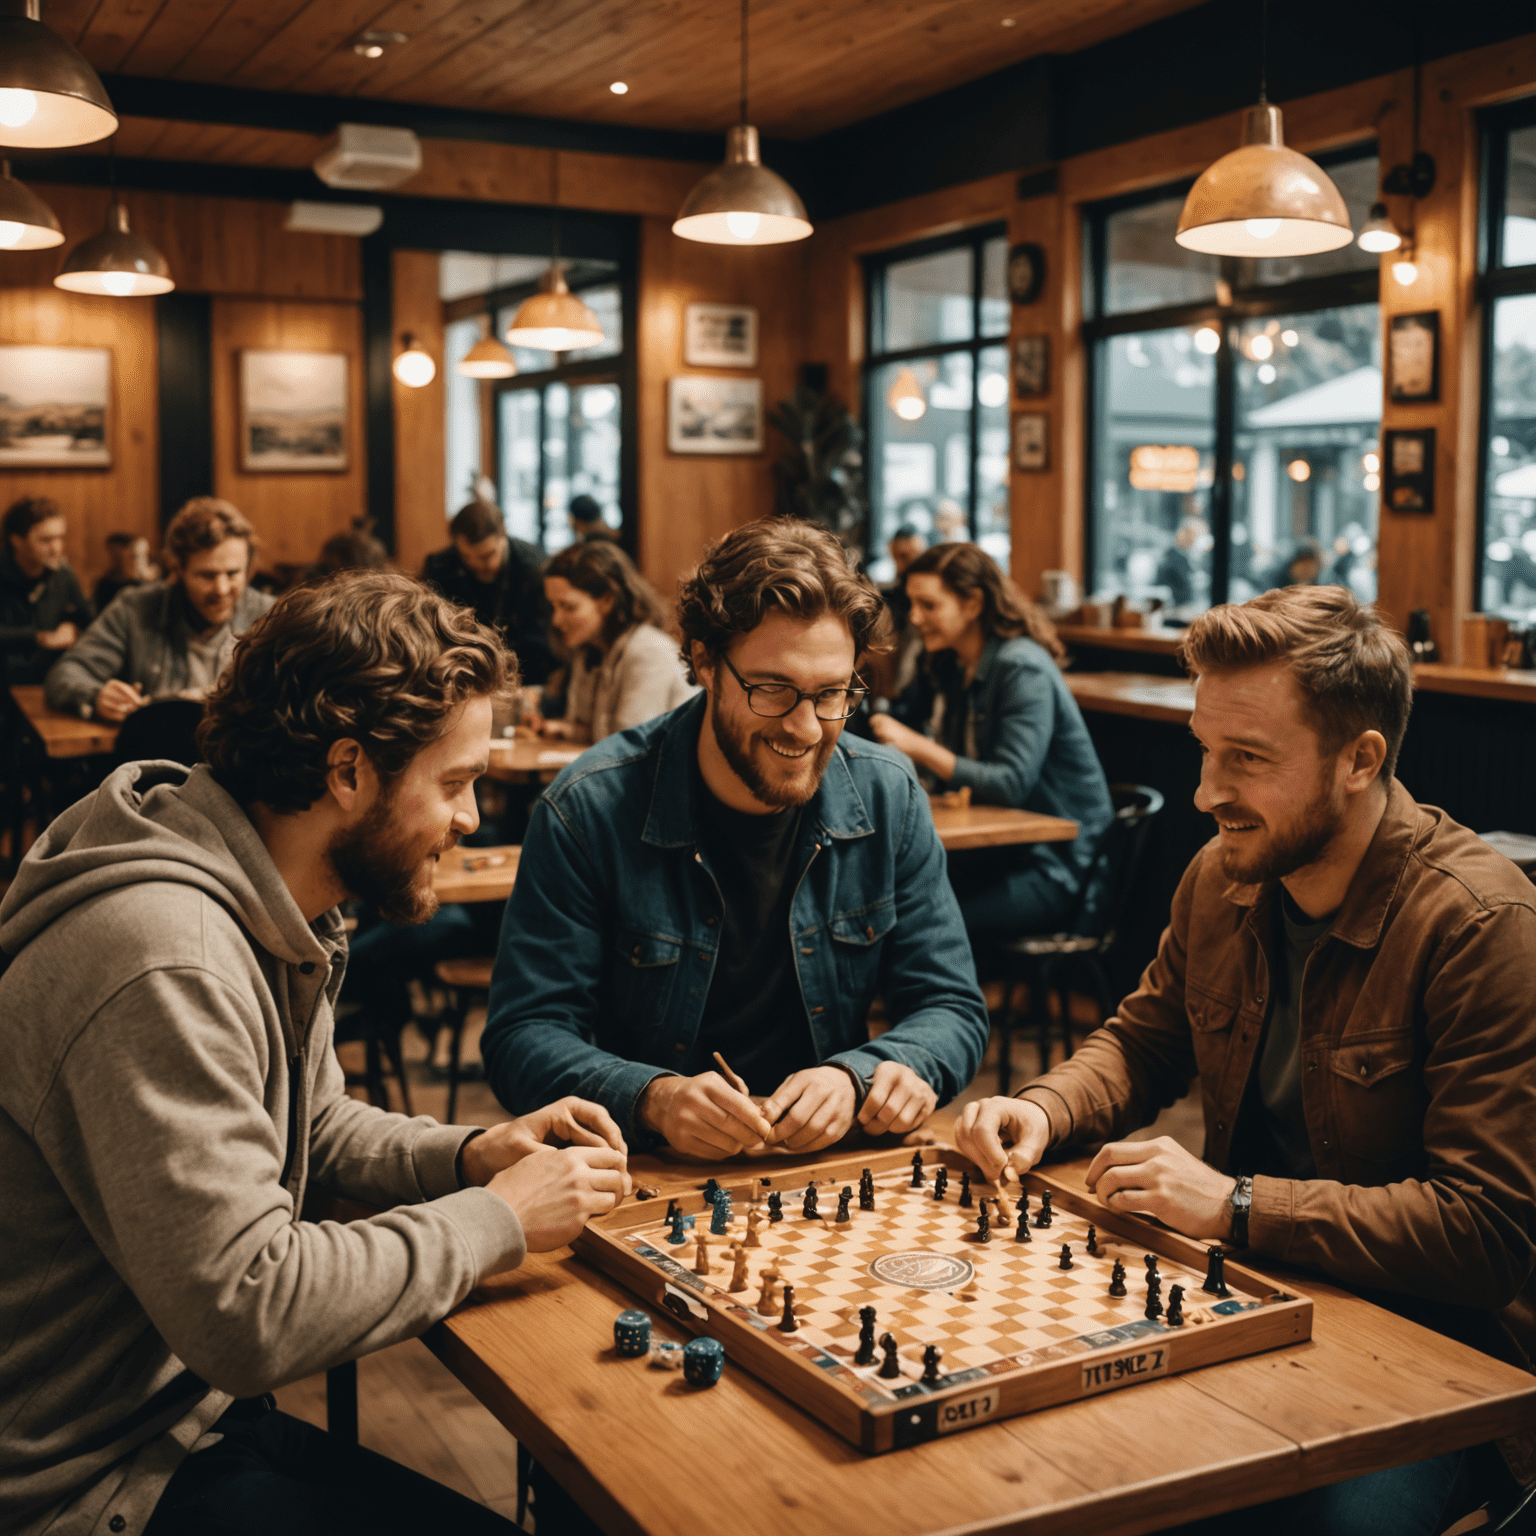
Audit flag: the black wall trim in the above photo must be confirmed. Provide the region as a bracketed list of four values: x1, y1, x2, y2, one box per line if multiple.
[361, 234, 395, 551]
[155, 292, 212, 530]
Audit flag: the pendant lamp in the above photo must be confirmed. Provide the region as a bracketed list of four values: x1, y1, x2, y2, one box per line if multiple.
[886, 366, 927, 422]
[1356, 203, 1402, 254]
[392, 332, 436, 388]
[55, 201, 172, 295]
[458, 312, 517, 379]
[505, 155, 606, 354]
[0, 158, 61, 248]
[0, 0, 118, 149]
[672, 0, 811, 245]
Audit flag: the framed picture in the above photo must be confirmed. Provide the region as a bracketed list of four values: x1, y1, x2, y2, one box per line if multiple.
[1388, 311, 1439, 403]
[1383, 428, 1435, 514]
[1011, 334, 1049, 397]
[1012, 411, 1049, 471]
[683, 303, 758, 368]
[668, 375, 763, 455]
[0, 345, 110, 467]
[1007, 242, 1046, 305]
[239, 350, 348, 472]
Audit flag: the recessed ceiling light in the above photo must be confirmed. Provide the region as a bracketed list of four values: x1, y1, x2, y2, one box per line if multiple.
[609, 81, 629, 94]
[353, 29, 408, 59]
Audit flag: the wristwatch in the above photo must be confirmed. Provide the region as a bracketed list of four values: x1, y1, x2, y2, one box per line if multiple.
[1226, 1175, 1253, 1248]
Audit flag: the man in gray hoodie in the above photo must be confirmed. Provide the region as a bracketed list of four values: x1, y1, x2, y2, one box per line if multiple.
[0, 570, 630, 1536]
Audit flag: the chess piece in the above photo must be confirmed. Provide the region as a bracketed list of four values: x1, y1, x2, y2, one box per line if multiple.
[710, 1195, 732, 1235]
[1167, 1284, 1186, 1327]
[921, 1344, 943, 1384]
[975, 1200, 991, 1243]
[667, 1207, 688, 1245]
[853, 1306, 878, 1367]
[1015, 1207, 1032, 1243]
[992, 1192, 1011, 1226]
[1109, 1260, 1127, 1297]
[1203, 1248, 1230, 1298]
[877, 1332, 901, 1379]
[932, 1166, 948, 1201]
[859, 1168, 876, 1212]
[836, 1186, 853, 1224]
[1145, 1275, 1163, 1321]
[693, 1231, 710, 1276]
[702, 1178, 720, 1206]
[1018, 1188, 1030, 1216]
[779, 1284, 798, 1333]
[1058, 1244, 1073, 1270]
[755, 1265, 780, 1314]
[958, 1170, 973, 1208]
[728, 1243, 749, 1292]
[745, 1206, 763, 1248]
[1034, 1190, 1053, 1228]
[664, 1199, 678, 1225]
[1144, 1254, 1159, 1280]
[1085, 1225, 1099, 1256]
[910, 1152, 925, 1189]
[802, 1183, 819, 1220]
[768, 1190, 783, 1224]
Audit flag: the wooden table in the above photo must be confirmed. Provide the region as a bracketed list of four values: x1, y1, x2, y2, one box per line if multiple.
[431, 845, 521, 904]
[428, 1149, 1536, 1536]
[9, 684, 119, 758]
[1065, 671, 1197, 726]
[930, 802, 1077, 850]
[486, 736, 583, 784]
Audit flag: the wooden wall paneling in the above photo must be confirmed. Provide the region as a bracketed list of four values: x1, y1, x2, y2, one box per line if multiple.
[390, 249, 446, 578]
[210, 297, 367, 570]
[0, 285, 159, 590]
[635, 216, 807, 593]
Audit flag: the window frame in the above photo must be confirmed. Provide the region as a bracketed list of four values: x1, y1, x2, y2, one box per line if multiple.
[1081, 143, 1380, 606]
[861, 220, 1009, 548]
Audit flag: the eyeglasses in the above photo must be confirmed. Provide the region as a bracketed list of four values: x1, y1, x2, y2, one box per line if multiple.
[719, 651, 869, 721]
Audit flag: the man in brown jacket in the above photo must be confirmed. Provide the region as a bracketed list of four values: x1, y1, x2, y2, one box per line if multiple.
[958, 586, 1536, 1535]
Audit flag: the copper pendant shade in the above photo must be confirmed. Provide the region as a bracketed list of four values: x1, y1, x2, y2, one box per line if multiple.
[0, 0, 118, 150]
[505, 265, 604, 353]
[0, 158, 61, 248]
[1175, 103, 1352, 258]
[54, 202, 173, 296]
[458, 313, 517, 378]
[673, 124, 812, 246]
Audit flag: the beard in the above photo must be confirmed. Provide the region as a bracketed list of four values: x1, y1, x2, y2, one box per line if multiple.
[328, 783, 455, 924]
[1216, 770, 1345, 886]
[710, 692, 837, 809]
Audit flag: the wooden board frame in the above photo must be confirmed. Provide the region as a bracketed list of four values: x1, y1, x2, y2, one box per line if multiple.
[573, 1147, 1312, 1454]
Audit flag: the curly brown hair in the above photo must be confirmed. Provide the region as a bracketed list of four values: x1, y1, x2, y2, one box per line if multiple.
[904, 542, 1065, 664]
[544, 539, 668, 654]
[164, 497, 257, 570]
[676, 518, 893, 684]
[199, 570, 516, 813]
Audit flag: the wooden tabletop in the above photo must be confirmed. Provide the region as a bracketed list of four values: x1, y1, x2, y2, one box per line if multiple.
[431, 845, 521, 904]
[1412, 662, 1536, 705]
[427, 1147, 1536, 1536]
[486, 736, 584, 783]
[9, 684, 120, 759]
[1057, 624, 1185, 657]
[930, 802, 1077, 849]
[1065, 671, 1197, 725]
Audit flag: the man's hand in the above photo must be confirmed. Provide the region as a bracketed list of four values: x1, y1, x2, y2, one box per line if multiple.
[36, 623, 78, 651]
[95, 680, 146, 722]
[1083, 1136, 1235, 1242]
[486, 1145, 631, 1251]
[638, 1072, 774, 1160]
[955, 1096, 1052, 1184]
[460, 1097, 626, 1187]
[856, 1061, 937, 1137]
[762, 1066, 858, 1152]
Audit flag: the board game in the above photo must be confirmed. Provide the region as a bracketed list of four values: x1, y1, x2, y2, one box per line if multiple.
[573, 1147, 1311, 1453]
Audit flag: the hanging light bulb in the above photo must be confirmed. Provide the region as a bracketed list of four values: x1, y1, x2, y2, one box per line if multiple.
[392, 332, 436, 387]
[0, 0, 118, 149]
[1357, 201, 1403, 253]
[673, 0, 811, 245]
[457, 312, 517, 379]
[1392, 250, 1419, 286]
[505, 264, 604, 352]
[0, 159, 61, 248]
[887, 367, 927, 422]
[54, 201, 172, 296]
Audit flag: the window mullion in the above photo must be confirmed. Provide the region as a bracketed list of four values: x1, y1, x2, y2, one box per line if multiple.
[1211, 316, 1237, 605]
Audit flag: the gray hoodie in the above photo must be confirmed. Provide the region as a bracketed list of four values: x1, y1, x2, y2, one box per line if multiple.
[0, 763, 525, 1536]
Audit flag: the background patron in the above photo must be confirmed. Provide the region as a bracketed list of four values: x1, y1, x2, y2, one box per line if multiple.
[0, 496, 90, 686]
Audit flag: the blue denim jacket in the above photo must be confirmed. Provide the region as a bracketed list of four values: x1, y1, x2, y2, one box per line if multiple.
[483, 693, 989, 1144]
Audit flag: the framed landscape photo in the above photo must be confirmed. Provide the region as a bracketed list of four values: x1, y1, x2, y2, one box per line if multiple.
[683, 303, 758, 368]
[1388, 311, 1439, 403]
[668, 375, 763, 455]
[1383, 427, 1436, 514]
[1011, 334, 1049, 398]
[0, 344, 110, 467]
[240, 350, 348, 472]
[1012, 410, 1049, 471]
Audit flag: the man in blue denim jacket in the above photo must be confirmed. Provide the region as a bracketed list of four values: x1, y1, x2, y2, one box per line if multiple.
[484, 520, 989, 1159]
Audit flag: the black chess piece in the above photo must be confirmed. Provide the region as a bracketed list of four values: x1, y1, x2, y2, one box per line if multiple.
[1145, 1277, 1163, 1321]
[1109, 1260, 1127, 1297]
[877, 1332, 902, 1379]
[836, 1187, 852, 1223]
[1034, 1190, 1053, 1228]
[1144, 1254, 1159, 1279]
[779, 1284, 798, 1333]
[958, 1170, 973, 1208]
[975, 1200, 991, 1243]
[1085, 1225, 1099, 1256]
[859, 1180, 876, 1213]
[1167, 1284, 1186, 1327]
[1015, 1207, 1032, 1243]
[702, 1178, 720, 1207]
[1058, 1244, 1073, 1270]
[910, 1152, 925, 1189]
[921, 1344, 943, 1384]
[1018, 1188, 1029, 1215]
[803, 1184, 819, 1220]
[854, 1306, 878, 1366]
[665, 1199, 678, 1224]
[767, 1190, 783, 1223]
[1203, 1248, 1230, 1298]
[932, 1167, 948, 1202]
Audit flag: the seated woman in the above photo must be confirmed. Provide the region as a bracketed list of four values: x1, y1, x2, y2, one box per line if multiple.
[868, 542, 1113, 946]
[532, 540, 696, 743]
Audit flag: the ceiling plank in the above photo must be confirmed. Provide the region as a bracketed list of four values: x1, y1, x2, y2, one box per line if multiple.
[275, 0, 471, 98]
[226, 0, 405, 91]
[114, 1, 237, 76]
[73, 0, 163, 69]
[168, 0, 319, 82]
[42, 0, 103, 48]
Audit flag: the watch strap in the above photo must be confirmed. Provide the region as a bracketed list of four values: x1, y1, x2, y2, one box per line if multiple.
[1228, 1174, 1253, 1249]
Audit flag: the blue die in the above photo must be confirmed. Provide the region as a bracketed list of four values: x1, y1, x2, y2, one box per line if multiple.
[614, 1309, 651, 1357]
[683, 1336, 725, 1387]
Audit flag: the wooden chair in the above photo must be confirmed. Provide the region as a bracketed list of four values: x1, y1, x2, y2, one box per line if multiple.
[432, 957, 495, 1125]
[332, 999, 414, 1117]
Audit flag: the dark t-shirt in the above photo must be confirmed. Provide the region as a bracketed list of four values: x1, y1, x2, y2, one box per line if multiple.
[691, 754, 813, 1095]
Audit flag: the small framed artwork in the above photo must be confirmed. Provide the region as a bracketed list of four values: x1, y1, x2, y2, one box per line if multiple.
[1011, 334, 1049, 397]
[240, 350, 348, 472]
[1383, 428, 1436, 514]
[0, 344, 111, 467]
[668, 375, 763, 455]
[1388, 311, 1439, 403]
[683, 303, 758, 368]
[1007, 242, 1046, 305]
[1012, 411, 1049, 471]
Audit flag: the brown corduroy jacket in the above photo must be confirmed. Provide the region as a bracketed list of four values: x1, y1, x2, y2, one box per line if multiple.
[1018, 779, 1536, 1373]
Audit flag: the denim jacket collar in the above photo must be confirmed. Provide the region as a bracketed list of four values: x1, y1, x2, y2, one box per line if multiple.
[641, 692, 874, 849]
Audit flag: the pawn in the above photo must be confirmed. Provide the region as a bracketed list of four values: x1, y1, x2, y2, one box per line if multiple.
[1109, 1259, 1128, 1297]
[853, 1305, 878, 1367]
[1167, 1284, 1186, 1327]
[778, 1283, 798, 1333]
[859, 1181, 876, 1213]
[1034, 1190, 1053, 1228]
[1145, 1279, 1164, 1322]
[667, 1207, 688, 1245]
[958, 1170, 973, 1208]
[1014, 1207, 1032, 1243]
[1058, 1243, 1073, 1270]
[836, 1186, 853, 1224]
[755, 1265, 780, 1315]
[1085, 1225, 1100, 1256]
[992, 1192, 1011, 1227]
[932, 1167, 948, 1202]
[745, 1206, 763, 1248]
[910, 1152, 925, 1189]
[768, 1190, 783, 1224]
[728, 1243, 749, 1293]
[921, 1344, 943, 1384]
[1144, 1253, 1159, 1280]
[693, 1231, 711, 1276]
[802, 1183, 819, 1220]
[975, 1200, 991, 1244]
[877, 1332, 902, 1380]
[1018, 1188, 1030, 1216]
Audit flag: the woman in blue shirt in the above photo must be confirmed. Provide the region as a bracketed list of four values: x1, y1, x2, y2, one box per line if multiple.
[869, 543, 1113, 945]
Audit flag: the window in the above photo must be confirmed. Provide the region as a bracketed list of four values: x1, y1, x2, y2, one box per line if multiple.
[863, 226, 1010, 581]
[1478, 104, 1536, 620]
[1084, 150, 1382, 613]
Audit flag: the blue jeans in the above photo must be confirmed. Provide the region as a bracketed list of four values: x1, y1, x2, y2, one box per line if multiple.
[1160, 1449, 1470, 1536]
[144, 1400, 515, 1535]
[947, 846, 1075, 947]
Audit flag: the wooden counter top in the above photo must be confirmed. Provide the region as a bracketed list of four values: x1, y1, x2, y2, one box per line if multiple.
[1065, 671, 1197, 724]
[1056, 624, 1185, 657]
[1411, 662, 1536, 705]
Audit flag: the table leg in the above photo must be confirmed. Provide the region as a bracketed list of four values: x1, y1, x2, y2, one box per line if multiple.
[326, 1360, 358, 1444]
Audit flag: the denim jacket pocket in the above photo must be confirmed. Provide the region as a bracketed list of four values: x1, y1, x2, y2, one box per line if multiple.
[609, 926, 684, 1035]
[828, 899, 897, 1002]
[1329, 1031, 1422, 1163]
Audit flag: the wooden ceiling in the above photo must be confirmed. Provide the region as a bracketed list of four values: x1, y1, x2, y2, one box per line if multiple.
[49, 0, 1207, 141]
